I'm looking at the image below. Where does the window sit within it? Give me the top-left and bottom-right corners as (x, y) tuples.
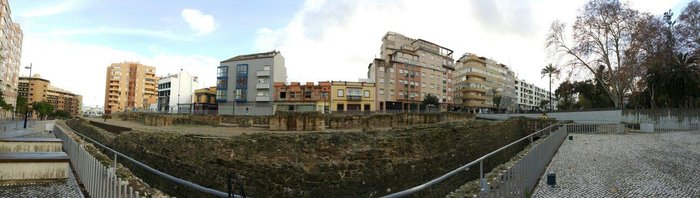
(422, 72), (426, 77)
(216, 90), (227, 101)
(235, 89), (245, 100)
(290, 92), (297, 98)
(337, 89), (344, 97)
(379, 89), (385, 95)
(364, 90), (370, 98)
(389, 68), (395, 73)
(217, 66), (228, 77)
(305, 91), (312, 98)
(217, 78), (227, 89)
(399, 69), (403, 74)
(379, 79), (385, 83)
(257, 78), (268, 84)
(379, 66), (385, 72)
(390, 79), (395, 84)
(263, 65), (271, 71)
(347, 88), (362, 96)
(257, 91), (268, 97)
(431, 74), (434, 79)
(280, 92), (287, 98)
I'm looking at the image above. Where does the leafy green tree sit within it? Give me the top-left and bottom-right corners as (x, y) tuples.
(32, 101), (54, 120)
(15, 97), (28, 115)
(539, 100), (550, 111)
(541, 64), (559, 111)
(52, 110), (71, 119)
(421, 94), (440, 108)
(555, 80), (576, 110)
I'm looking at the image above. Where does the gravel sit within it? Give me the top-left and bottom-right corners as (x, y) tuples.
(0, 166), (84, 198)
(533, 131), (700, 198)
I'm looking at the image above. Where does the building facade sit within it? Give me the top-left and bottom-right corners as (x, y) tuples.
(0, 0), (23, 118)
(454, 53), (516, 114)
(103, 62), (158, 114)
(330, 81), (376, 112)
(514, 79), (556, 112)
(273, 81), (330, 113)
(193, 86), (217, 114)
(81, 105), (104, 117)
(157, 70), (198, 113)
(217, 51), (286, 115)
(18, 75), (82, 118)
(368, 32), (454, 112)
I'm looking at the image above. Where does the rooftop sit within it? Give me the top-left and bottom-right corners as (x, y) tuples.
(221, 50), (280, 63)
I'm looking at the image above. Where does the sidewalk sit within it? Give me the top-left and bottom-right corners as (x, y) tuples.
(0, 120), (46, 138)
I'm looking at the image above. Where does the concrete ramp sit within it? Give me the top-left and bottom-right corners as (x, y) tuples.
(0, 152), (70, 185)
(0, 138), (63, 152)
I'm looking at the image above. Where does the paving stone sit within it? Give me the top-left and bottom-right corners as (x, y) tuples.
(532, 132), (700, 198)
(0, 166), (84, 198)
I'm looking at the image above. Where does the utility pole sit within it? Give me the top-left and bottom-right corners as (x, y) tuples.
(23, 63), (32, 129)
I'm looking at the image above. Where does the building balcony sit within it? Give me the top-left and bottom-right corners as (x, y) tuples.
(347, 95), (362, 101)
(256, 96), (270, 101)
(464, 72), (487, 78)
(256, 83), (270, 89)
(463, 94), (489, 100)
(256, 70), (270, 77)
(459, 87), (487, 93)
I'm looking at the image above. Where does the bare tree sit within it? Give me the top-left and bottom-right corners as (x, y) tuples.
(545, 0), (643, 108)
(677, 0), (700, 56)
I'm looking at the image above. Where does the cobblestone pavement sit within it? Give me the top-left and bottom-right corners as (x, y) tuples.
(533, 131), (700, 198)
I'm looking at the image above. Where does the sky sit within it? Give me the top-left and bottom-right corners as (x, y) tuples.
(9, 0), (694, 107)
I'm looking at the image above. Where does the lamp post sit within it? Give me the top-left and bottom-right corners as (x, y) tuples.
(177, 68), (182, 114)
(23, 63), (32, 129)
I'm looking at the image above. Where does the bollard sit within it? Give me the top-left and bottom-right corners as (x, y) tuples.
(568, 135), (573, 140)
(546, 172), (556, 187)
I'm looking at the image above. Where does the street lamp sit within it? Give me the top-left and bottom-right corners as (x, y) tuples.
(23, 63), (32, 129)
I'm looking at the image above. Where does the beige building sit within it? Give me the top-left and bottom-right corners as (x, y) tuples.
(103, 62), (158, 114)
(368, 32), (454, 112)
(330, 81), (376, 112)
(0, 0), (23, 118)
(454, 53), (516, 114)
(18, 75), (83, 118)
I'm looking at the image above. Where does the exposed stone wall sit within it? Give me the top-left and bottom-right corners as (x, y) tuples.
(270, 112), (325, 131)
(66, 117), (553, 197)
(88, 120), (132, 134)
(221, 115), (270, 127)
(326, 112), (473, 130)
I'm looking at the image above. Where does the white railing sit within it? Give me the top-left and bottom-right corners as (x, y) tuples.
(383, 122), (566, 197)
(565, 123), (624, 134)
(54, 124), (142, 198)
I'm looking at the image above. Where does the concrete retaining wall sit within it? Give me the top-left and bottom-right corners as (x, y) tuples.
(477, 110), (622, 123)
(622, 108), (700, 130)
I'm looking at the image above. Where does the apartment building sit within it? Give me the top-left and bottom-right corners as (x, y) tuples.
(0, 0), (23, 118)
(157, 70), (199, 113)
(514, 79), (556, 111)
(330, 81), (376, 112)
(193, 86), (217, 113)
(273, 81), (330, 113)
(18, 75), (82, 117)
(218, 51), (286, 115)
(368, 32), (454, 112)
(454, 53), (516, 114)
(103, 62), (158, 114)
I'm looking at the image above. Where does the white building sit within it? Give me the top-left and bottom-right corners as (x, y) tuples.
(81, 105), (104, 117)
(514, 79), (557, 112)
(157, 70), (199, 113)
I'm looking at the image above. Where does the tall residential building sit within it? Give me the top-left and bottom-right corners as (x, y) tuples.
(103, 62), (158, 114)
(217, 51), (286, 115)
(330, 81), (376, 112)
(18, 75), (83, 117)
(0, 0), (23, 118)
(157, 70), (199, 113)
(514, 79), (556, 112)
(368, 32), (455, 112)
(273, 81), (331, 113)
(454, 53), (516, 114)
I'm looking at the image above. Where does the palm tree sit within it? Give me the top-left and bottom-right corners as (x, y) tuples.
(541, 64), (559, 111)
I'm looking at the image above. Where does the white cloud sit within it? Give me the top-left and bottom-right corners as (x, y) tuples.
(254, 0), (688, 89)
(20, 36), (218, 107)
(181, 8), (217, 35)
(38, 27), (190, 41)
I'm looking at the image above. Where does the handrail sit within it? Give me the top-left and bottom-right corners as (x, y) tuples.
(382, 121), (565, 197)
(55, 124), (243, 198)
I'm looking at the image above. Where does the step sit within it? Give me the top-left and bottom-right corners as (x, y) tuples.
(0, 138), (63, 152)
(0, 152), (70, 185)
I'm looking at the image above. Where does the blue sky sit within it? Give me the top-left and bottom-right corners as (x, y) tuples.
(8, 0), (694, 107)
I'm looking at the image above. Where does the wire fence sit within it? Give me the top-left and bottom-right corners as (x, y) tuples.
(382, 121), (567, 197)
(54, 124), (143, 198)
(565, 123), (625, 134)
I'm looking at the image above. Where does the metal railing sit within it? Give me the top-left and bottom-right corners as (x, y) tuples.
(54, 124), (243, 198)
(383, 121), (566, 197)
(565, 123), (624, 134)
(54, 124), (143, 198)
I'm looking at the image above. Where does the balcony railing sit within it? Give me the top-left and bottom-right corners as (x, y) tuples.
(256, 83), (270, 89)
(347, 95), (362, 101)
(256, 70), (270, 76)
(256, 96), (270, 101)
